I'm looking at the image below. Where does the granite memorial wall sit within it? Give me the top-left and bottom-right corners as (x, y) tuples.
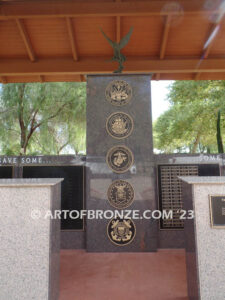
(0, 75), (223, 251)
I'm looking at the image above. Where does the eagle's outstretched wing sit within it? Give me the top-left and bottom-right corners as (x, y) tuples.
(100, 28), (116, 48)
(119, 27), (133, 49)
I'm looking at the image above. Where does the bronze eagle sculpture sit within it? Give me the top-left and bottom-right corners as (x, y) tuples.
(100, 27), (133, 73)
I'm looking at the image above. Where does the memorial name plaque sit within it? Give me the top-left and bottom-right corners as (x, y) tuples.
(209, 195), (225, 228)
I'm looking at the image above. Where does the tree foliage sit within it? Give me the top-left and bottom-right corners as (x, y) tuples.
(0, 82), (86, 155)
(154, 80), (225, 153)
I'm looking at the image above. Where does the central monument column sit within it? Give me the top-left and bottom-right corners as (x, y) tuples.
(86, 75), (157, 252)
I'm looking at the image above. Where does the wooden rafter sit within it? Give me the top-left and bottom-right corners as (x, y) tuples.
(66, 17), (78, 61)
(194, 8), (225, 80)
(1, 57), (225, 77)
(39, 75), (44, 83)
(155, 74), (160, 81)
(116, 16), (121, 43)
(156, 14), (172, 80)
(15, 18), (36, 62)
(0, 0), (224, 20)
(0, 76), (7, 84)
(115, 0), (121, 43)
(79, 74), (85, 82)
(160, 15), (172, 60)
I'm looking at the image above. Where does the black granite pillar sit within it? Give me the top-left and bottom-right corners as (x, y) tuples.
(86, 75), (157, 252)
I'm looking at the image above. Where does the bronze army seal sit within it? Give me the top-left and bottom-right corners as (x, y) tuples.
(105, 80), (132, 106)
(106, 112), (134, 139)
(107, 218), (136, 246)
(106, 145), (134, 173)
(107, 180), (134, 209)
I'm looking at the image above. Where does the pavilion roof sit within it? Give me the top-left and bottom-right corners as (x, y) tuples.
(0, 0), (225, 83)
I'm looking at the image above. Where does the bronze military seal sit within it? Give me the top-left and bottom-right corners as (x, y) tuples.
(106, 145), (134, 173)
(107, 217), (136, 246)
(106, 112), (134, 139)
(107, 180), (134, 209)
(105, 80), (132, 106)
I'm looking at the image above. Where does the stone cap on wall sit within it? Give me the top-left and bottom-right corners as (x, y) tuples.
(0, 178), (64, 187)
(179, 176), (225, 185)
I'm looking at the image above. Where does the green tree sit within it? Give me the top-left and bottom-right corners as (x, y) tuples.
(154, 80), (225, 153)
(0, 82), (86, 155)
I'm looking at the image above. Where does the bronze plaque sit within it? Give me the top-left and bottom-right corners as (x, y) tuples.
(105, 80), (132, 106)
(106, 112), (134, 139)
(107, 217), (136, 246)
(209, 195), (225, 228)
(106, 145), (134, 173)
(107, 180), (134, 209)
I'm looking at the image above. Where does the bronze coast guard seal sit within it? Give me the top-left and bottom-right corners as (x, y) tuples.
(106, 145), (134, 173)
(106, 112), (134, 139)
(107, 180), (134, 209)
(107, 217), (136, 246)
(105, 80), (132, 106)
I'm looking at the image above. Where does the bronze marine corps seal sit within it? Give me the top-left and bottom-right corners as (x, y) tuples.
(107, 180), (134, 209)
(105, 80), (132, 106)
(106, 112), (134, 139)
(107, 217), (136, 246)
(106, 145), (134, 173)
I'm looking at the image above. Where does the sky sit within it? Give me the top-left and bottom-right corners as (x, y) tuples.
(151, 80), (173, 121)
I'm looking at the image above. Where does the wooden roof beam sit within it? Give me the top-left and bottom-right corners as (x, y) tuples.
(39, 75), (45, 83)
(79, 74), (85, 82)
(66, 17), (78, 61)
(194, 4), (225, 80)
(194, 22), (223, 80)
(160, 15), (172, 60)
(1, 57), (225, 76)
(115, 0), (121, 43)
(116, 15), (121, 43)
(0, 0), (224, 19)
(156, 14), (172, 80)
(15, 18), (36, 62)
(155, 74), (160, 81)
(0, 76), (7, 84)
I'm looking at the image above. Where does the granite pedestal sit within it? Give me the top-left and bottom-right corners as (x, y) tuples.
(180, 176), (225, 300)
(86, 75), (157, 252)
(0, 178), (63, 300)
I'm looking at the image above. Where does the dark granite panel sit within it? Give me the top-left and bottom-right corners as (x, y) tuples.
(157, 230), (185, 249)
(23, 166), (85, 230)
(220, 153), (225, 175)
(86, 75), (157, 252)
(0, 166), (13, 178)
(182, 181), (199, 300)
(61, 231), (85, 249)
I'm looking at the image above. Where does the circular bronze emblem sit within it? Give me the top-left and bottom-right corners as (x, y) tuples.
(106, 145), (134, 173)
(105, 80), (132, 106)
(106, 112), (134, 139)
(107, 217), (136, 246)
(107, 180), (134, 209)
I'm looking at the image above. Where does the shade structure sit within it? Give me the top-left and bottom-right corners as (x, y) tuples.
(0, 0), (225, 83)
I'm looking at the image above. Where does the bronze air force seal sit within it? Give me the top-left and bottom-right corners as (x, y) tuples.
(107, 218), (136, 246)
(105, 80), (132, 106)
(107, 180), (134, 209)
(106, 112), (134, 139)
(106, 145), (134, 173)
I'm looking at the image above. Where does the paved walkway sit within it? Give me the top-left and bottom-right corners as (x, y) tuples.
(60, 249), (188, 300)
